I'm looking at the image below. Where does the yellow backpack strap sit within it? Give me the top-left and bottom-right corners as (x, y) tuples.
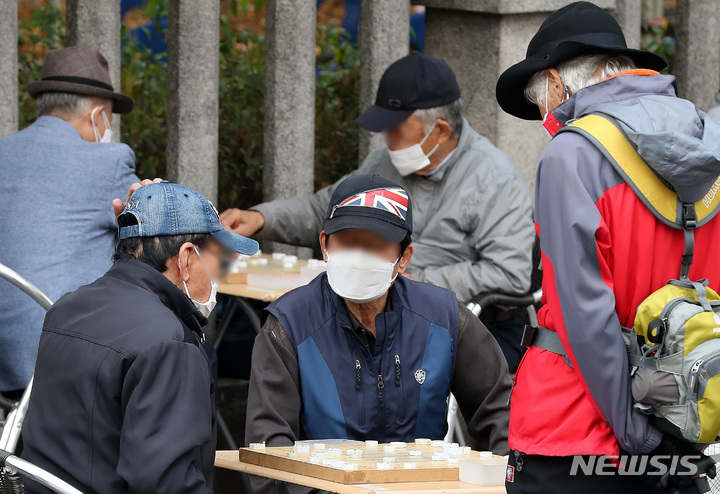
(557, 114), (720, 279)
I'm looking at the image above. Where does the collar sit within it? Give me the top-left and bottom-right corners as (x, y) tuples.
(424, 147), (457, 178)
(33, 115), (85, 140)
(104, 259), (208, 341)
(343, 296), (393, 332)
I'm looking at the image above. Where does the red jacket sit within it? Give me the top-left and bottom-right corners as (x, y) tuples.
(509, 72), (720, 456)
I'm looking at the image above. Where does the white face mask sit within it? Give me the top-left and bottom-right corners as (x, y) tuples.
(387, 120), (439, 176)
(179, 245), (218, 318)
(326, 249), (399, 304)
(91, 106), (112, 143)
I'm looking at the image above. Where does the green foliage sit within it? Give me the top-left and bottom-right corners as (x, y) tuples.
(17, 6), (65, 128)
(640, 4), (675, 74)
(17, 2), (361, 211)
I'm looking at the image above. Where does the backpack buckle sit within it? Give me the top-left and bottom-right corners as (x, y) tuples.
(682, 203), (697, 229)
(521, 325), (537, 349)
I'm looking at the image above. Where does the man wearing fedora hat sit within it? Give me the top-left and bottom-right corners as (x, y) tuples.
(496, 2), (720, 492)
(0, 45), (140, 398)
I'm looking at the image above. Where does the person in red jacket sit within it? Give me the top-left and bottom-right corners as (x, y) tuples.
(496, 2), (720, 493)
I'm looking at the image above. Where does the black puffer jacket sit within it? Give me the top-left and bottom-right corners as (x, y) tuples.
(22, 258), (216, 494)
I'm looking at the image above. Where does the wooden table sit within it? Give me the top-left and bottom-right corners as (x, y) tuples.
(215, 451), (507, 494)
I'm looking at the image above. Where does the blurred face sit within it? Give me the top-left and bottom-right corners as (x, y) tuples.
(178, 239), (232, 303)
(384, 115), (436, 154)
(320, 229), (412, 280)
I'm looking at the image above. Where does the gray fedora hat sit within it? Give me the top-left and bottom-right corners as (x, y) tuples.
(27, 45), (134, 114)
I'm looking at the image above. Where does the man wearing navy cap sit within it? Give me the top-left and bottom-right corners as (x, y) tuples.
(221, 53), (535, 371)
(21, 182), (258, 494)
(246, 175), (511, 494)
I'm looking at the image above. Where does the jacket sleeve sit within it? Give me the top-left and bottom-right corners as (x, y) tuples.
(451, 304), (511, 454)
(117, 339), (214, 494)
(247, 315), (319, 494)
(535, 132), (662, 454)
(409, 170), (535, 303)
(106, 144), (140, 229)
(250, 150), (386, 248)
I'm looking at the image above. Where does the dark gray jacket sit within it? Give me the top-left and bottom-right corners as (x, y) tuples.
(21, 259), (216, 494)
(252, 119), (535, 303)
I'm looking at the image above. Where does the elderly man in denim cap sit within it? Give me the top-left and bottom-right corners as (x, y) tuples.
(21, 182), (258, 494)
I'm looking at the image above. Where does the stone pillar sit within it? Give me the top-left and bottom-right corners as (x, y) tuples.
(612, 0), (642, 49)
(263, 0), (316, 258)
(0, 0), (18, 138)
(66, 0), (122, 138)
(421, 0), (618, 191)
(674, 0), (720, 112)
(166, 0), (220, 203)
(358, 0), (410, 163)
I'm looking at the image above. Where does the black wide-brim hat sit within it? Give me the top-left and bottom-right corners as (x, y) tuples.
(496, 1), (667, 121)
(27, 45), (134, 114)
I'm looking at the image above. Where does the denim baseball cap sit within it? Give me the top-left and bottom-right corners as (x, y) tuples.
(118, 181), (259, 255)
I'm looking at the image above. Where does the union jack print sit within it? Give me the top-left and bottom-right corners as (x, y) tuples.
(338, 187), (409, 220)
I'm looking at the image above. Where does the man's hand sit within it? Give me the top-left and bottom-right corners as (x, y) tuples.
(113, 178), (163, 220)
(219, 208), (265, 236)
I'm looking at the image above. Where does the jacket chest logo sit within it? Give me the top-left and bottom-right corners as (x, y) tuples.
(414, 369), (426, 385)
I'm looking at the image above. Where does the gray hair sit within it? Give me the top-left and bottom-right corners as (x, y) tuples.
(412, 99), (463, 138)
(36, 92), (112, 119)
(524, 54), (637, 107)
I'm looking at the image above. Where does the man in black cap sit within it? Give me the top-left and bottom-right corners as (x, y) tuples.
(245, 174), (512, 494)
(0, 45), (142, 399)
(221, 53), (535, 371)
(497, 2), (720, 493)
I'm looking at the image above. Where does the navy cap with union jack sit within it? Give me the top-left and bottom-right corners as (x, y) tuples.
(325, 174), (413, 243)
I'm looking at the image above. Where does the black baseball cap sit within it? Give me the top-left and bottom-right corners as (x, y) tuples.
(355, 53), (461, 133)
(325, 175), (413, 243)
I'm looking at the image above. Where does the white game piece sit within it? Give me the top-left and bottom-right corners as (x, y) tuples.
(257, 257), (268, 265)
(415, 438), (431, 445)
(409, 450), (423, 457)
(462, 446), (472, 454)
(272, 253), (286, 260)
(312, 443), (326, 450)
(365, 440), (379, 447)
(390, 441), (407, 448)
(331, 460), (348, 469)
(294, 444), (310, 453)
(249, 442), (265, 451)
(326, 448), (342, 457)
(450, 442), (460, 448)
(286, 451), (299, 458)
(308, 456), (322, 464)
(432, 453), (447, 461)
(430, 440), (445, 448)
(376, 462), (394, 470)
(447, 447), (463, 457)
(403, 462), (418, 470)
(383, 457), (396, 463)
(447, 457), (460, 464)
(285, 255), (298, 263)
(346, 449), (364, 458)
(343, 463), (359, 471)
(383, 445), (396, 453)
(322, 459), (334, 466)
(479, 451), (493, 458)
(283, 261), (295, 268)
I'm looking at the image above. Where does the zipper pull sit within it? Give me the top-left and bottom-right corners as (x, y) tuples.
(377, 374), (384, 407)
(355, 360), (362, 390)
(395, 354), (401, 386)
